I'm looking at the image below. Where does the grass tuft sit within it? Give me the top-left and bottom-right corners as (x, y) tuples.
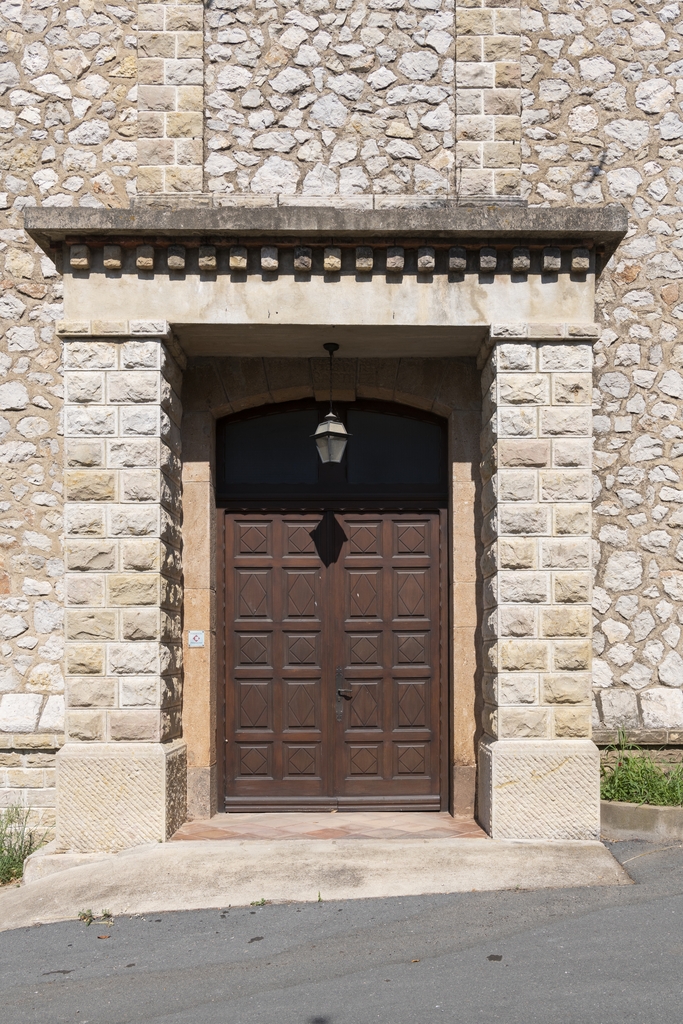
(601, 733), (683, 807)
(0, 805), (45, 885)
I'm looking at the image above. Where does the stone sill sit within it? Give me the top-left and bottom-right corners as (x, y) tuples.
(601, 799), (683, 842)
(25, 201), (628, 258)
(594, 729), (683, 748)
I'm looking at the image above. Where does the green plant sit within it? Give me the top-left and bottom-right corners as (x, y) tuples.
(78, 909), (95, 926)
(601, 733), (683, 807)
(250, 898), (267, 907)
(0, 805), (45, 885)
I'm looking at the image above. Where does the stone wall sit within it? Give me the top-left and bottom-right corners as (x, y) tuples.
(519, 0), (683, 740)
(0, 0), (137, 824)
(3, 0), (683, 827)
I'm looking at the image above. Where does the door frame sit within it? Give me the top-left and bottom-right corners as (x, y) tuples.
(216, 506), (450, 812)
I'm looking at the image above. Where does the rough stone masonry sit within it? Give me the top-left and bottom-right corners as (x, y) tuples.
(0, 0), (682, 838)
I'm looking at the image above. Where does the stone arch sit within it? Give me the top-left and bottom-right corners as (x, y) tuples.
(180, 355), (482, 819)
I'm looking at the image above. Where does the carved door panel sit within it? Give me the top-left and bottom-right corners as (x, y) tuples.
(332, 514), (442, 807)
(225, 513), (330, 807)
(224, 511), (443, 810)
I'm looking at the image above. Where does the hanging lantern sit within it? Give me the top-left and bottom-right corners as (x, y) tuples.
(312, 342), (350, 463)
(313, 410), (349, 464)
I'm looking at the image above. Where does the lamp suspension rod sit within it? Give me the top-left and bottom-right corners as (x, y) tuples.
(323, 342), (339, 413)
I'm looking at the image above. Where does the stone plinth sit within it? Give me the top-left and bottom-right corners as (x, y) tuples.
(56, 741), (187, 852)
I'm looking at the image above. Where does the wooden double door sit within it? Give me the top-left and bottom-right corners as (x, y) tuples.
(222, 510), (446, 810)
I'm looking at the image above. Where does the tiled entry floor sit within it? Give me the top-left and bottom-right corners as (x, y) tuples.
(172, 812), (487, 841)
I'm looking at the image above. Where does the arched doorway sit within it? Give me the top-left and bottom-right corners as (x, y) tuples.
(216, 400), (449, 811)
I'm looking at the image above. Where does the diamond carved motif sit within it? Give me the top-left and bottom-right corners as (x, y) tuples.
(287, 526), (315, 554)
(287, 635), (317, 665)
(350, 745), (379, 775)
(239, 572), (268, 617)
(288, 684), (316, 729)
(397, 683), (426, 728)
(239, 525), (268, 554)
(287, 746), (316, 775)
(350, 635), (379, 664)
(287, 573), (316, 617)
(397, 524), (426, 554)
(350, 684), (378, 728)
(240, 684), (268, 728)
(239, 745), (269, 775)
(349, 525), (379, 554)
(349, 572), (378, 617)
(397, 572), (425, 617)
(397, 634), (426, 664)
(238, 635), (269, 665)
(397, 745), (426, 775)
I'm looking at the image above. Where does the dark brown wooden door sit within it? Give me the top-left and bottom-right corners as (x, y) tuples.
(223, 511), (444, 810)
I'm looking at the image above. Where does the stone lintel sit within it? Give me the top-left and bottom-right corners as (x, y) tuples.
(25, 204), (628, 258)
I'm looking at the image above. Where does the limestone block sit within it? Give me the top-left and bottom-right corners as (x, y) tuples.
(56, 741), (187, 852)
(497, 707), (550, 738)
(541, 539), (591, 569)
(66, 374), (103, 404)
(0, 693), (43, 733)
(571, 248), (590, 273)
(495, 343), (536, 372)
(136, 246), (155, 271)
(417, 247), (435, 272)
(66, 711), (105, 742)
(480, 247), (497, 271)
(499, 674), (537, 705)
(553, 708), (591, 738)
(387, 247), (404, 272)
(552, 374), (592, 406)
(498, 538), (537, 569)
(542, 247), (561, 273)
(66, 541), (116, 572)
(107, 642), (159, 676)
(70, 245), (91, 271)
(540, 470), (592, 503)
(107, 575), (160, 606)
(539, 343), (592, 373)
(68, 677), (117, 708)
(66, 576), (105, 607)
(66, 644), (104, 675)
(108, 372), (160, 405)
(499, 374), (549, 405)
(66, 408), (116, 437)
(541, 673), (592, 705)
(499, 570), (549, 603)
(324, 247), (342, 272)
(498, 439), (550, 467)
(448, 247), (466, 272)
(63, 342), (117, 370)
(478, 738), (600, 840)
(122, 609), (159, 640)
(167, 246), (186, 272)
(229, 246), (248, 270)
(294, 247), (312, 272)
(261, 246), (278, 272)
(66, 505), (105, 536)
(103, 246), (122, 271)
(540, 408), (592, 437)
(198, 246), (217, 271)
(554, 572), (591, 604)
(356, 246), (373, 272)
(553, 505), (590, 537)
(66, 611), (116, 641)
(553, 640), (591, 672)
(541, 606), (591, 638)
(512, 247), (530, 274)
(500, 640), (549, 671)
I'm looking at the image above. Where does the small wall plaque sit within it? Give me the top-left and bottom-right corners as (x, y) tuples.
(188, 630), (205, 648)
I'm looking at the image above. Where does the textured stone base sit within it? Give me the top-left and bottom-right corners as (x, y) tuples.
(187, 764), (217, 820)
(56, 741), (187, 852)
(478, 738), (600, 840)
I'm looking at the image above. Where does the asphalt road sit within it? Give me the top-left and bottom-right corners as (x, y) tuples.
(1, 840), (682, 1024)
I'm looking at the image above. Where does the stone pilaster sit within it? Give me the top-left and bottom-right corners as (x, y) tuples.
(478, 331), (600, 839)
(57, 326), (186, 852)
(456, 0), (521, 199)
(137, 1), (204, 194)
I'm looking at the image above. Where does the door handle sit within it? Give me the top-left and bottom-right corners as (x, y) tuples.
(335, 667), (350, 720)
